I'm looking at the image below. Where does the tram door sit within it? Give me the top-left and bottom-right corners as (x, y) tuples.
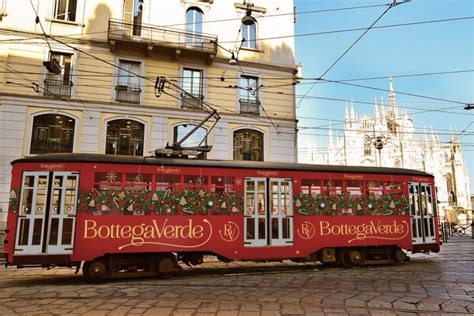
(244, 178), (293, 247)
(15, 172), (79, 255)
(409, 182), (436, 244)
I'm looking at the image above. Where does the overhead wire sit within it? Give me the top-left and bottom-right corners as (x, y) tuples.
(296, 1), (407, 109)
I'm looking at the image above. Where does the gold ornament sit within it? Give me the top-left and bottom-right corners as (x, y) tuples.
(101, 204), (109, 212)
(199, 190), (205, 198)
(221, 202), (227, 209)
(357, 204), (362, 211)
(10, 190), (17, 200)
(89, 200), (95, 207)
(118, 192), (126, 200)
(106, 171), (118, 183)
(332, 203), (337, 211)
(152, 193), (159, 201)
(389, 200), (396, 208)
(180, 197), (187, 205)
(295, 199), (302, 207)
(127, 203), (134, 212)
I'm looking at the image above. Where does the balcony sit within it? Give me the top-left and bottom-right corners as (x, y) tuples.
(239, 98), (260, 115)
(115, 85), (141, 104)
(108, 19), (218, 63)
(44, 75), (73, 98)
(181, 93), (204, 110)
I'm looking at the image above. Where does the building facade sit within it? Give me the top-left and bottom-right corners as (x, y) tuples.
(308, 79), (471, 217)
(0, 0), (300, 220)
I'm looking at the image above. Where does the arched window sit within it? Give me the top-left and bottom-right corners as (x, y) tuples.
(186, 7), (203, 34)
(30, 114), (75, 154)
(105, 119), (144, 156)
(234, 129), (263, 161)
(173, 124), (208, 159)
(242, 19), (256, 49)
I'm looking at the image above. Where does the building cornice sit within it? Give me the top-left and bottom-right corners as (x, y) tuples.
(0, 93), (298, 125)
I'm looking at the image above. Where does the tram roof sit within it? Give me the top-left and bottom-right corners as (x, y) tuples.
(12, 153), (433, 177)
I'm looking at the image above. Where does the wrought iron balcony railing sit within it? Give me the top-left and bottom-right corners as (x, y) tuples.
(239, 98), (260, 115)
(108, 19), (218, 55)
(115, 85), (142, 104)
(181, 93), (204, 110)
(44, 75), (73, 98)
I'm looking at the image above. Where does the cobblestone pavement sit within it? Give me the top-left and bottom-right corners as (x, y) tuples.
(0, 237), (473, 315)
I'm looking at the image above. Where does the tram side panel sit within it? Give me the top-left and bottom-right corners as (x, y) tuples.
(71, 213), (414, 262)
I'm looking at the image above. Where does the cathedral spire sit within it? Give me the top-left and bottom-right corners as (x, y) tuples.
(380, 97), (386, 120)
(328, 121), (334, 146)
(345, 102), (349, 122)
(389, 76), (398, 117)
(350, 101), (355, 122)
(374, 97), (380, 122)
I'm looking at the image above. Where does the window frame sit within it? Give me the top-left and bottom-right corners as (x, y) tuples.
(233, 128), (265, 161)
(42, 50), (76, 99)
(114, 57), (144, 104)
(180, 66), (206, 109)
(104, 118), (146, 157)
(52, 0), (78, 22)
(173, 123), (209, 159)
(239, 75), (260, 115)
(186, 7), (203, 34)
(242, 18), (257, 49)
(28, 113), (77, 155)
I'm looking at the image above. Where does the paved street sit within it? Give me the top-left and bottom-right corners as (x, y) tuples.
(0, 237), (473, 315)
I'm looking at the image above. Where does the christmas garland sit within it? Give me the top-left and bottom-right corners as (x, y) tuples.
(8, 189), (20, 212)
(78, 189), (243, 215)
(294, 193), (409, 216)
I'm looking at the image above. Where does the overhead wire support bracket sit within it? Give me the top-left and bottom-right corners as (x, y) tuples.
(154, 75), (221, 159)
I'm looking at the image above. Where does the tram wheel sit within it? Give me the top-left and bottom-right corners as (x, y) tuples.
(341, 248), (364, 268)
(83, 259), (108, 282)
(393, 248), (407, 265)
(155, 254), (180, 278)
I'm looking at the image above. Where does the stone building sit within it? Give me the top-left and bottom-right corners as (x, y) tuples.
(309, 79), (471, 216)
(0, 0), (300, 220)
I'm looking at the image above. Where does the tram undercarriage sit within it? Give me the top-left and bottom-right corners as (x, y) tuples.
(78, 245), (410, 281)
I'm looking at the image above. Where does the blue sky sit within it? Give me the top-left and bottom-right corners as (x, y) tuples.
(294, 0), (474, 191)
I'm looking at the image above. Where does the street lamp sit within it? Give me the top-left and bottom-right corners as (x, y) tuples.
(365, 133), (390, 167)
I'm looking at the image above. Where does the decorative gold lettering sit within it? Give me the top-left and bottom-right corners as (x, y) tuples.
(317, 220), (409, 243)
(84, 220), (97, 238)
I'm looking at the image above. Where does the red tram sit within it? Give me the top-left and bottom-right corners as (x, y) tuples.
(2, 153), (440, 281)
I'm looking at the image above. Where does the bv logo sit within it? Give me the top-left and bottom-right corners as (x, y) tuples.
(297, 221), (316, 240)
(219, 221), (239, 242)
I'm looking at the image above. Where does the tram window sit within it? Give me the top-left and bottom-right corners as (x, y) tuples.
(272, 218), (279, 239)
(325, 180), (342, 195)
(282, 218), (290, 239)
(18, 219), (30, 245)
(367, 181), (383, 196)
(156, 174), (180, 192)
(346, 180), (363, 196)
(385, 181), (402, 192)
(246, 218), (255, 239)
(125, 173), (152, 191)
(211, 176), (235, 193)
(21, 188), (33, 215)
(49, 218), (59, 245)
(94, 172), (122, 191)
(301, 179), (322, 194)
(62, 218), (73, 244)
(246, 193), (255, 214)
(184, 175), (208, 188)
(32, 219), (43, 245)
(258, 219), (266, 239)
